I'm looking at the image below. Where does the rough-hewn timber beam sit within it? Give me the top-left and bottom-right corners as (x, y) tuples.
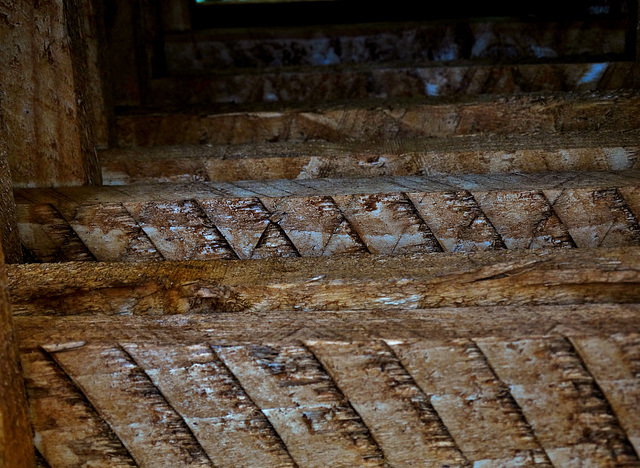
(0, 243), (34, 467)
(7, 247), (640, 316)
(0, 0), (102, 187)
(116, 91), (640, 147)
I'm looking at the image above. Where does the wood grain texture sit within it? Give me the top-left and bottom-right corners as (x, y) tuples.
(100, 132), (640, 185)
(149, 62), (637, 106)
(0, 0), (101, 188)
(14, 171), (640, 262)
(116, 91), (640, 147)
(0, 244), (34, 467)
(0, 138), (21, 263)
(13, 303), (640, 348)
(477, 336), (639, 466)
(16, 336), (640, 467)
(7, 247), (640, 317)
(164, 19), (627, 72)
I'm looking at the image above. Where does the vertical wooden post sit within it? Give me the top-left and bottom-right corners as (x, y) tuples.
(0, 223), (34, 467)
(0, 0), (102, 188)
(0, 115), (21, 264)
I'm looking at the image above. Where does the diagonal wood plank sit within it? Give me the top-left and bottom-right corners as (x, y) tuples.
(308, 340), (469, 467)
(122, 343), (296, 467)
(46, 343), (213, 467)
(390, 339), (551, 466)
(21, 348), (136, 468)
(571, 334), (640, 456)
(215, 344), (387, 467)
(477, 336), (639, 467)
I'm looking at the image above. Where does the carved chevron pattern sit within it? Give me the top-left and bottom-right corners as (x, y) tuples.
(23, 335), (640, 467)
(16, 182), (640, 262)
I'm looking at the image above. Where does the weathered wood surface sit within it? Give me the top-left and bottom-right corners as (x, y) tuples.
(8, 247), (640, 316)
(14, 171), (640, 262)
(164, 19), (627, 73)
(117, 91), (640, 147)
(0, 244), (34, 467)
(0, 136), (21, 263)
(17, 333), (640, 467)
(101, 131), (640, 185)
(0, 0), (101, 188)
(148, 62), (636, 106)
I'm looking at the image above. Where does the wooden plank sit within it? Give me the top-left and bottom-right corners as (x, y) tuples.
(100, 134), (640, 185)
(0, 0), (101, 187)
(14, 171), (640, 262)
(0, 244), (34, 467)
(148, 62), (636, 106)
(122, 343), (295, 467)
(21, 348), (136, 468)
(116, 92), (640, 147)
(215, 344), (387, 467)
(391, 339), (551, 465)
(572, 334), (640, 455)
(477, 336), (639, 467)
(308, 340), (468, 467)
(8, 247), (640, 316)
(46, 343), (213, 467)
(164, 19), (627, 73)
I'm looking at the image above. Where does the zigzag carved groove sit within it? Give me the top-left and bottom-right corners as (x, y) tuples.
(15, 171), (640, 262)
(21, 336), (640, 467)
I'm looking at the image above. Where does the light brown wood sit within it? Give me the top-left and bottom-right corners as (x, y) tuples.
(14, 171), (640, 262)
(0, 244), (34, 467)
(100, 132), (640, 185)
(0, 0), (101, 188)
(116, 91), (640, 147)
(8, 247), (640, 317)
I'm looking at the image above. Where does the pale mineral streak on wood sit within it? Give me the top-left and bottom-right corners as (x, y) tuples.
(477, 336), (639, 467)
(14, 171), (640, 262)
(545, 188), (640, 248)
(99, 139), (640, 185)
(122, 343), (296, 467)
(46, 343), (213, 467)
(261, 196), (368, 256)
(390, 339), (551, 465)
(64, 202), (163, 262)
(124, 200), (238, 260)
(16, 204), (95, 263)
(21, 348), (136, 468)
(115, 92), (640, 147)
(0, 0), (101, 187)
(332, 193), (443, 254)
(13, 303), (640, 350)
(473, 190), (576, 250)
(8, 247), (640, 316)
(148, 62), (636, 106)
(406, 191), (505, 252)
(571, 334), (640, 456)
(215, 345), (387, 467)
(0, 245), (34, 467)
(308, 340), (469, 467)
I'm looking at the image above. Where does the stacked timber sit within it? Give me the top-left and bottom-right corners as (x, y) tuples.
(3, 2), (640, 466)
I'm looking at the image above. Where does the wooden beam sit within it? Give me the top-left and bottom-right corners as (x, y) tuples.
(0, 244), (34, 467)
(0, 119), (21, 264)
(14, 171), (640, 262)
(0, 0), (102, 188)
(164, 19), (627, 73)
(148, 62), (635, 106)
(100, 131), (640, 185)
(116, 91), (640, 147)
(8, 247), (640, 316)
